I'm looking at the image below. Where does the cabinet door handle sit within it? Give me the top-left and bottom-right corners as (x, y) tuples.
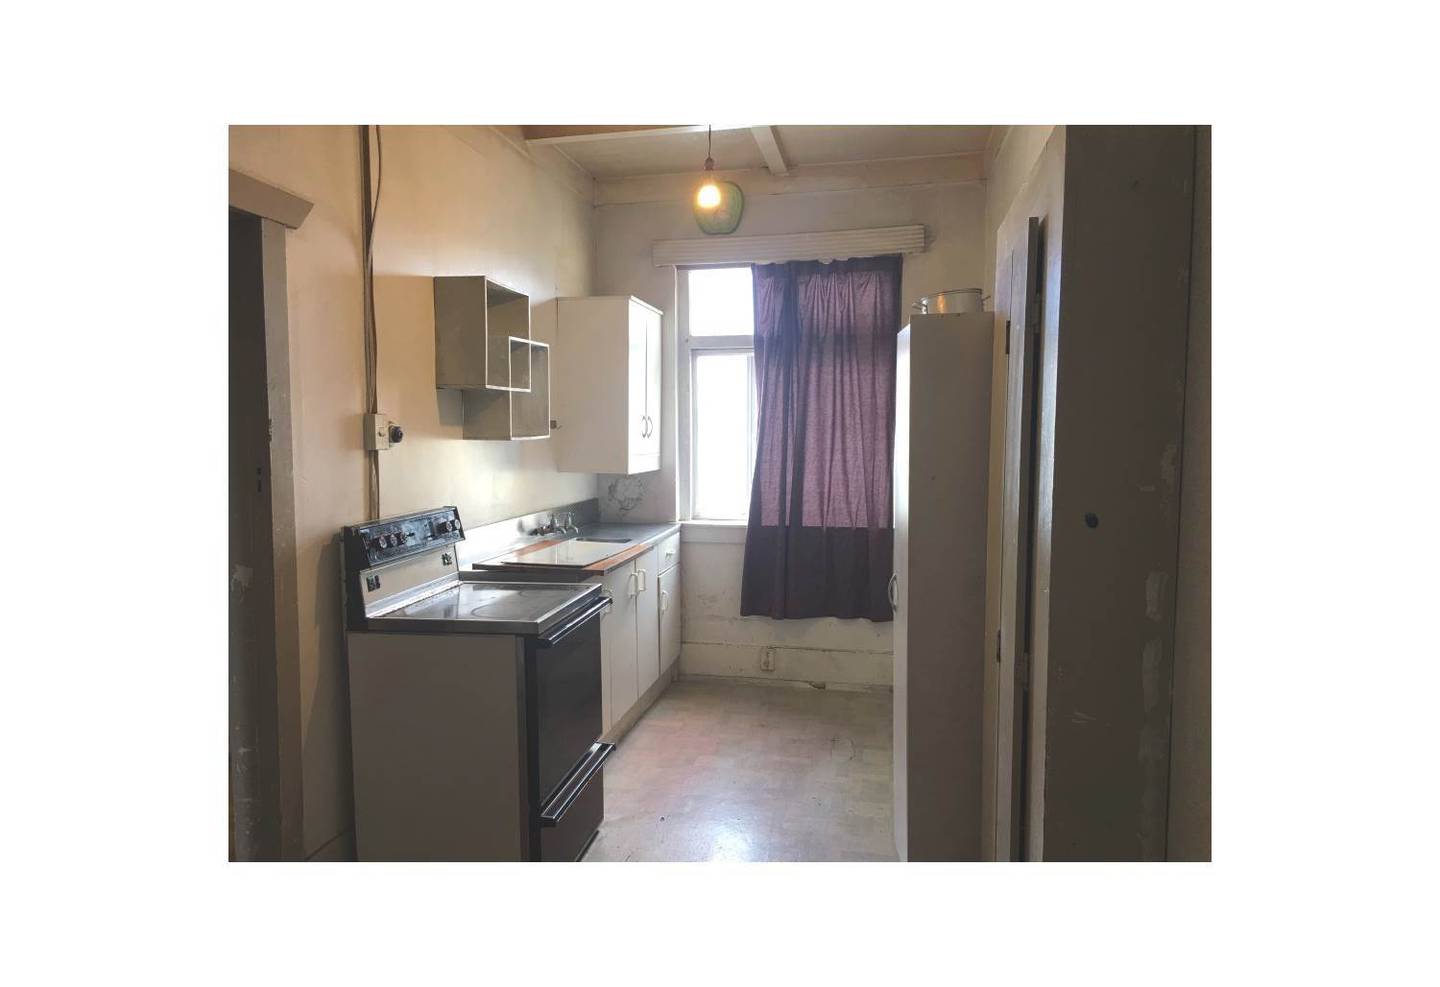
(637, 568), (648, 594)
(660, 588), (670, 614)
(887, 572), (899, 610)
(628, 571), (638, 597)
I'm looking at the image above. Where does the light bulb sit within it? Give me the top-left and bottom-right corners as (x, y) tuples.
(696, 182), (721, 209)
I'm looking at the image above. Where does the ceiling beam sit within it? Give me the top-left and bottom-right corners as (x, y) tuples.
(595, 154), (985, 206)
(522, 125), (748, 145)
(749, 126), (790, 177)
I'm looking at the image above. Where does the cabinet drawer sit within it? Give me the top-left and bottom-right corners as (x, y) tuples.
(656, 530), (680, 575)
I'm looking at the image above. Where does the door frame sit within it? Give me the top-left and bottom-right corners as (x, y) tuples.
(983, 219), (1048, 861)
(981, 130), (1068, 861)
(229, 170), (309, 860)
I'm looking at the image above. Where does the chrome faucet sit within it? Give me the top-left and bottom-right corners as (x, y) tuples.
(530, 511), (578, 537)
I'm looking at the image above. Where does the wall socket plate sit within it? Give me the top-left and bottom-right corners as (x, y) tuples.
(363, 413), (400, 451)
(759, 646), (776, 673)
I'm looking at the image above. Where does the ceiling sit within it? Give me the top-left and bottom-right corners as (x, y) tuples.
(523, 125), (992, 181)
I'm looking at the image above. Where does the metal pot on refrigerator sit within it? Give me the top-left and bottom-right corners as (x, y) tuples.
(912, 288), (983, 315)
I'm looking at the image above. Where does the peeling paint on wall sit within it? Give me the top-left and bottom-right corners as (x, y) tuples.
(1159, 441), (1179, 507)
(1137, 637), (1168, 857)
(230, 563), (254, 597)
(1145, 570), (1169, 623)
(1141, 638), (1163, 713)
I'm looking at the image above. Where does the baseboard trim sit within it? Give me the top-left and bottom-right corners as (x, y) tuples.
(677, 672), (892, 695)
(679, 639), (893, 689)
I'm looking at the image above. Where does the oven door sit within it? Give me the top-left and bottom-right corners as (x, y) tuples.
(526, 595), (613, 860)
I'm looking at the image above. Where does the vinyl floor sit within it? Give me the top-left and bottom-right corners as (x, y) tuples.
(583, 678), (896, 862)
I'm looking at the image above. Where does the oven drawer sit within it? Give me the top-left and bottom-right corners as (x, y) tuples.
(538, 741), (614, 861)
(530, 597), (610, 806)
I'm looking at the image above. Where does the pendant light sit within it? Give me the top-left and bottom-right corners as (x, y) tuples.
(693, 124), (744, 235)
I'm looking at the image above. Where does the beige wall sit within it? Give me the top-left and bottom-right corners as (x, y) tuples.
(228, 125), (599, 857)
(593, 176), (987, 685)
(983, 126), (1056, 304)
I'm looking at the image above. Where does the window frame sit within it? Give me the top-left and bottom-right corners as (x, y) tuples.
(678, 264), (757, 523)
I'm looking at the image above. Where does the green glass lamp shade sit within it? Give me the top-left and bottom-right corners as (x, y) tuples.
(694, 179), (744, 235)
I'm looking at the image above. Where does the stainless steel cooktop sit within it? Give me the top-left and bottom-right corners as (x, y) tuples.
(368, 579), (600, 635)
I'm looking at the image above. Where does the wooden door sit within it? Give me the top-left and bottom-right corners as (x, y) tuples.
(601, 564), (639, 731)
(995, 217), (1046, 861)
(634, 548), (660, 696)
(658, 568), (681, 673)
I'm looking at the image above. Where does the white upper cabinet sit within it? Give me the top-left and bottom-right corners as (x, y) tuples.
(554, 296), (662, 475)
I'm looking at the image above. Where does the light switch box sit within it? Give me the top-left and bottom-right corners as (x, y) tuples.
(363, 413), (402, 451)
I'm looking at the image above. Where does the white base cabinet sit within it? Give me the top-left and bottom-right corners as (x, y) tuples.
(597, 534), (683, 737)
(600, 562), (639, 732)
(599, 546), (659, 734)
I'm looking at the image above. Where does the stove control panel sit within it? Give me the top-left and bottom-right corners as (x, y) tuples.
(343, 506), (464, 570)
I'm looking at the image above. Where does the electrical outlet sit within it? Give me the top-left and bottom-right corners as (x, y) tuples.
(364, 413), (404, 451)
(759, 646), (776, 673)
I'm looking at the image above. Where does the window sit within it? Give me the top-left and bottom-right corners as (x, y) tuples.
(683, 266), (757, 521)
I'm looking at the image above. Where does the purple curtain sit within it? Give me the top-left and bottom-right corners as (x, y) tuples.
(740, 255), (902, 622)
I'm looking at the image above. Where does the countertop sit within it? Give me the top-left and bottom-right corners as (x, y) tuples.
(472, 521), (680, 576)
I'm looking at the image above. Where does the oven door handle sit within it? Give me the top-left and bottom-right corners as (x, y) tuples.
(540, 741), (616, 827)
(537, 595), (611, 648)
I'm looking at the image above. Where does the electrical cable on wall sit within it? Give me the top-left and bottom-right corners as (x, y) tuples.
(359, 125), (384, 519)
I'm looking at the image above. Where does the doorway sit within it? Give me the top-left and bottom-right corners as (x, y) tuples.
(228, 205), (303, 860)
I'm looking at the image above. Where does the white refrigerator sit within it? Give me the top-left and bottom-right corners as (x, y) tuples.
(892, 312), (995, 861)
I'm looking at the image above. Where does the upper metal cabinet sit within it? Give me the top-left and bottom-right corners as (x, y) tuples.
(552, 296), (662, 474)
(434, 275), (550, 440)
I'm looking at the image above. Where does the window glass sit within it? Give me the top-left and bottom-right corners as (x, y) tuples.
(687, 267), (754, 337)
(692, 351), (756, 520)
